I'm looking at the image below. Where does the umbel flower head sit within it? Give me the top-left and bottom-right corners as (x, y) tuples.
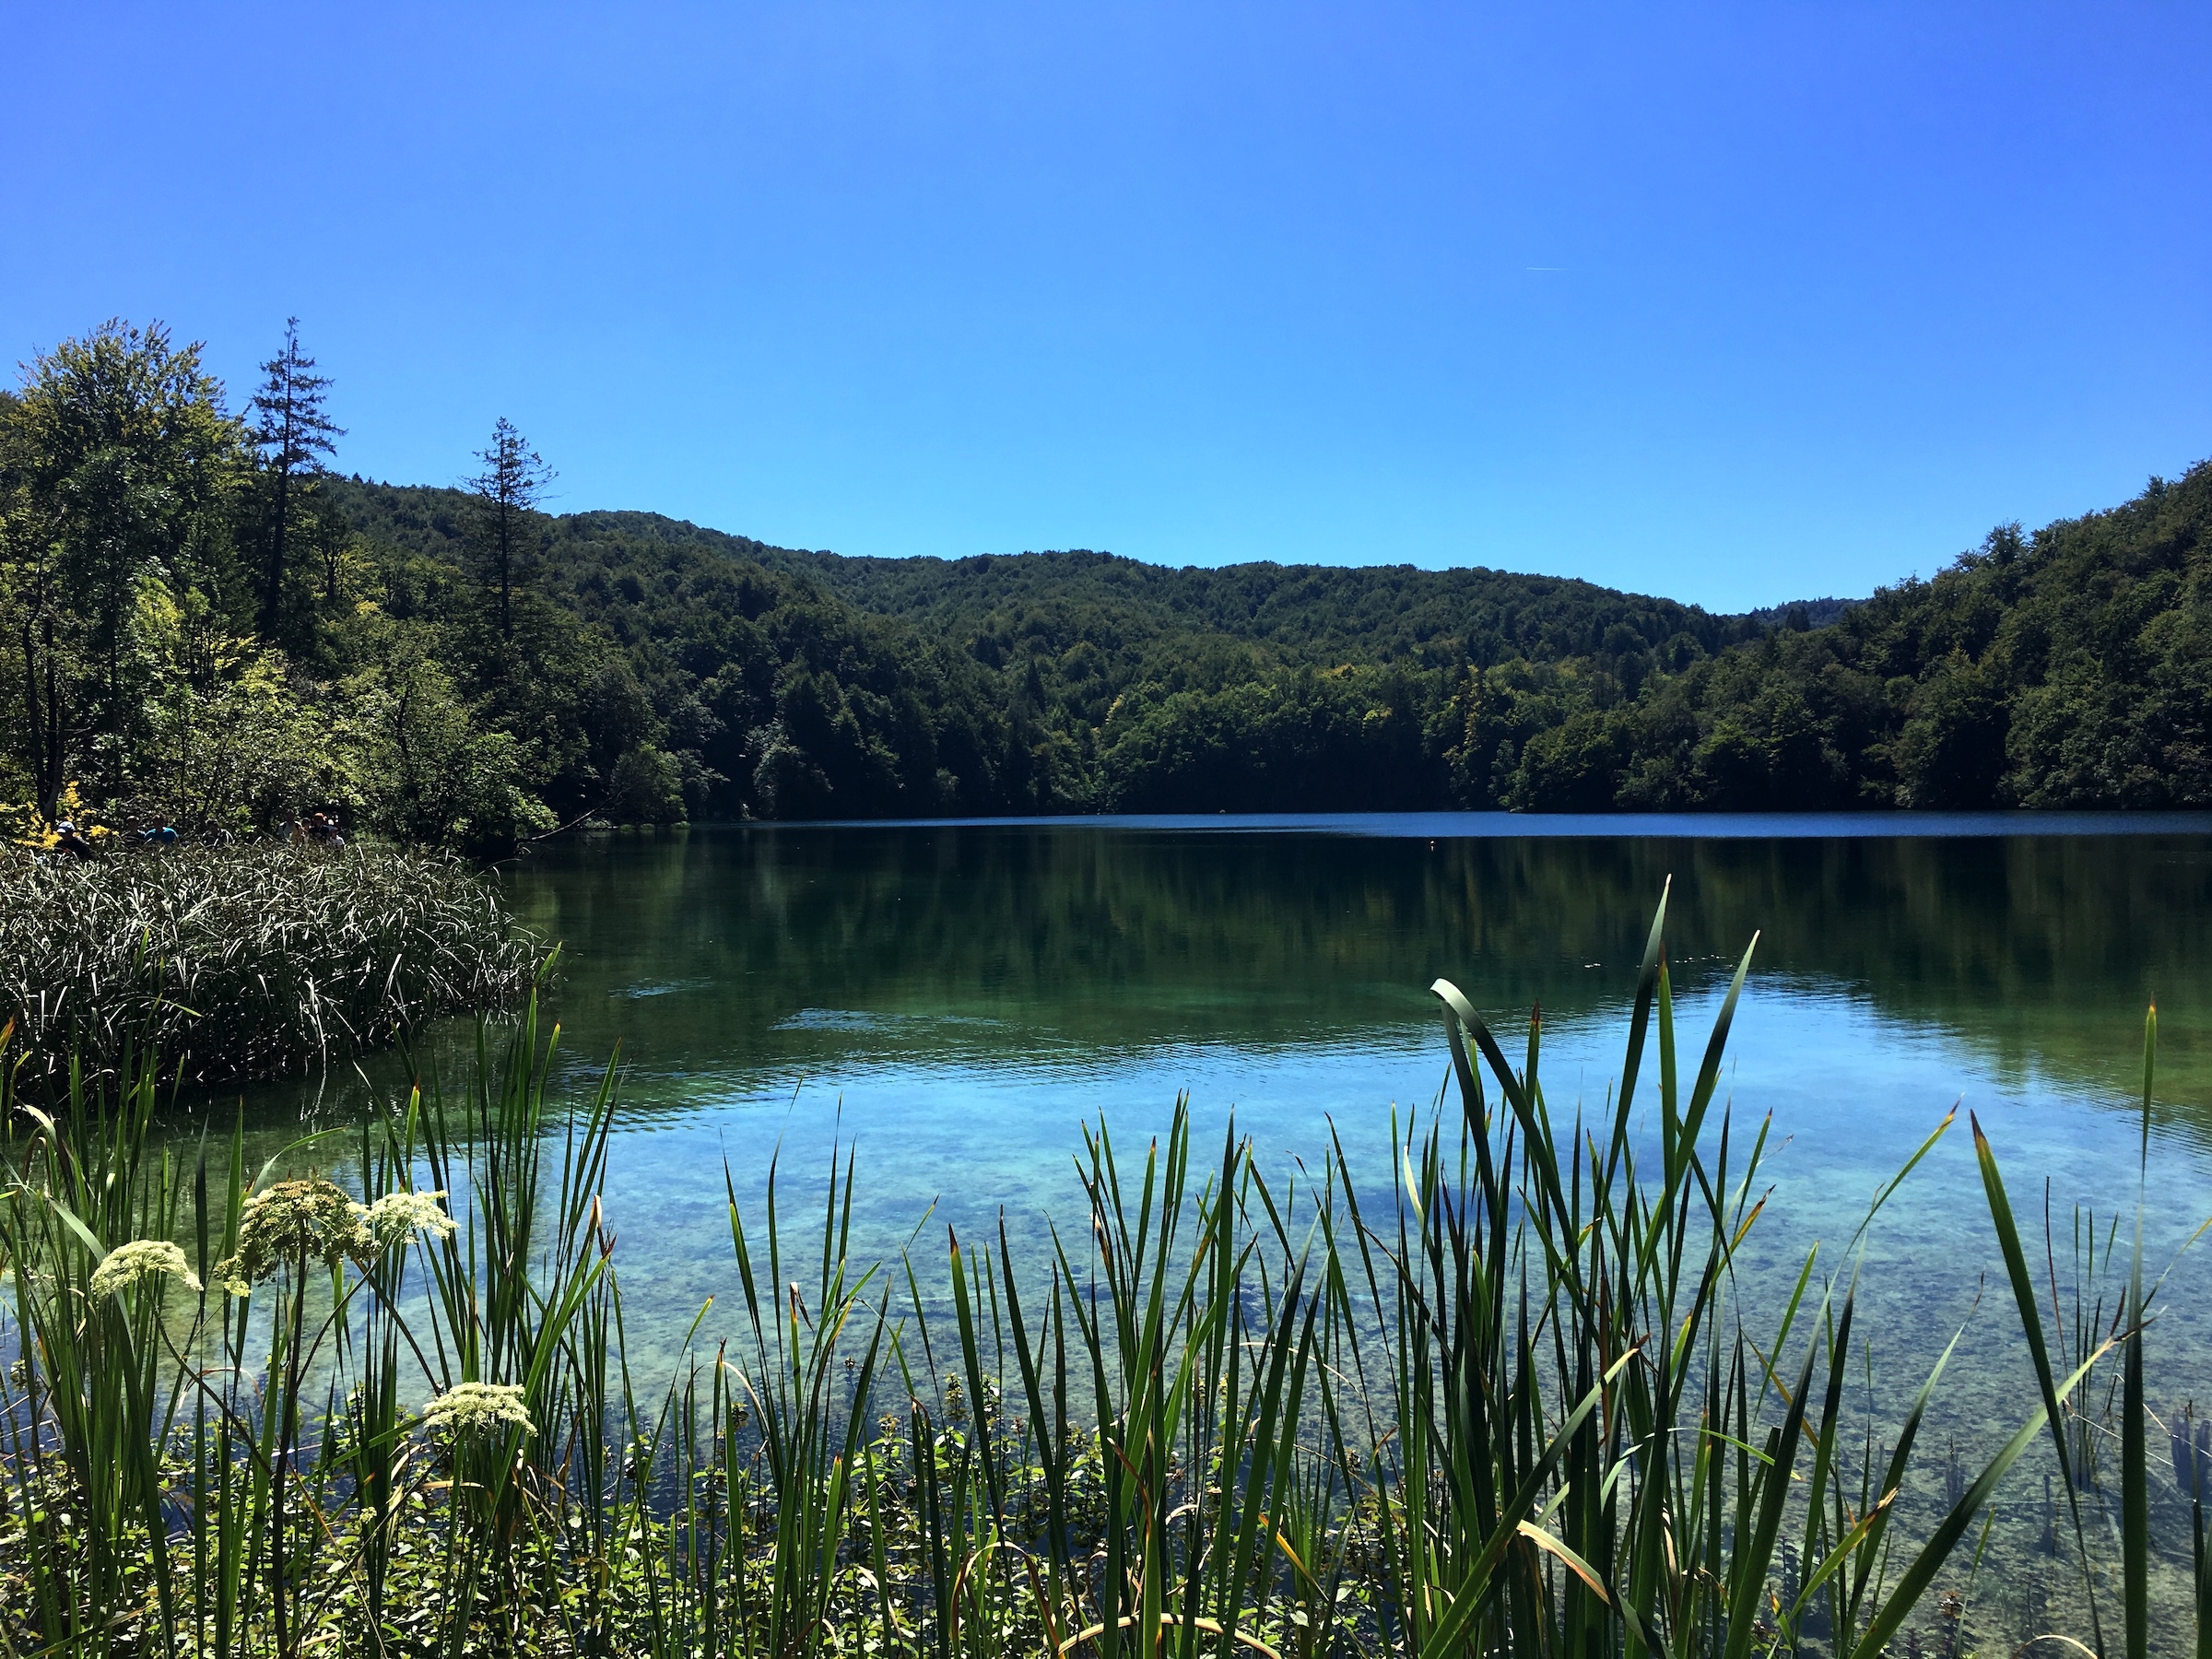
(216, 1177), (364, 1292)
(356, 1189), (457, 1253)
(215, 1179), (456, 1294)
(89, 1240), (202, 1300)
(422, 1382), (534, 1445)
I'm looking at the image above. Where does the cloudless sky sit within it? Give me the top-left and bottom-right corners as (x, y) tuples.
(3, 3), (2208, 609)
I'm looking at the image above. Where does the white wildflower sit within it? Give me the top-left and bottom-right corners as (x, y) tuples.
(422, 1382), (534, 1444)
(89, 1240), (202, 1300)
(353, 1189), (457, 1253)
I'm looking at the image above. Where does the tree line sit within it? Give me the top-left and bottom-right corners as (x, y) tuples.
(0, 320), (641, 848)
(5, 316), (2206, 849)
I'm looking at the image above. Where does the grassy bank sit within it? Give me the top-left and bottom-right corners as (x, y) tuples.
(0, 894), (2201, 1656)
(0, 843), (535, 1089)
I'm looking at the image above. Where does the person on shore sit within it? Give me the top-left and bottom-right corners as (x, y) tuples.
(52, 819), (98, 861)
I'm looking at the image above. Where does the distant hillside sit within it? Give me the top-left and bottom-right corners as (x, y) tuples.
(748, 543), (1771, 667)
(328, 481), (1077, 818)
(1739, 597), (1858, 631)
(324, 461), (2210, 819)
(327, 477), (1811, 814)
(1486, 463), (2212, 810)
(18, 315), (2191, 859)
(333, 482), (1780, 671)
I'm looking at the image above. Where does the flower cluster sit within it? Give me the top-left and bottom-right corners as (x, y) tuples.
(356, 1189), (457, 1253)
(422, 1382), (534, 1445)
(215, 1178), (362, 1292)
(89, 1240), (202, 1300)
(215, 1178), (457, 1293)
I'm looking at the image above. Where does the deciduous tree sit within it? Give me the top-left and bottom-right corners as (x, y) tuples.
(0, 321), (246, 815)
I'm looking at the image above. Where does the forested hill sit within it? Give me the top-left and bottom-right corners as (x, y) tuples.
(321, 477), (1851, 819)
(1514, 460), (2212, 810)
(320, 463), (2212, 821)
(745, 544), (1781, 669)
(327, 482), (1790, 677)
(6, 321), (2199, 847)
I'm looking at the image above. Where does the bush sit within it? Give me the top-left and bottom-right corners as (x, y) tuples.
(606, 742), (687, 824)
(344, 653), (557, 851)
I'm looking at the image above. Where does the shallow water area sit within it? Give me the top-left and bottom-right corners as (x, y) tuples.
(221, 815), (2212, 1421)
(127, 812), (2212, 1641)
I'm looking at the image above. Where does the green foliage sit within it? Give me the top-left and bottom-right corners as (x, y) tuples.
(322, 481), (1781, 820)
(248, 318), (344, 648)
(463, 416), (553, 642)
(340, 641), (555, 851)
(10, 316), (2204, 838)
(758, 541), (1765, 671)
(327, 481), (1084, 820)
(606, 742), (687, 824)
(0, 325), (719, 844)
(126, 591), (352, 833)
(328, 459), (2212, 819)
(1590, 468), (2212, 810)
(0, 320), (253, 819)
(1099, 665), (1436, 810)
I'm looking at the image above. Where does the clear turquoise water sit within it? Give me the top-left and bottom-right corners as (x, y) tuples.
(199, 812), (2212, 1636)
(241, 816), (2212, 1391)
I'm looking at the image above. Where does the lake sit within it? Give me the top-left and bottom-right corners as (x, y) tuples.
(249, 813), (2212, 1405)
(206, 809), (2212, 1635)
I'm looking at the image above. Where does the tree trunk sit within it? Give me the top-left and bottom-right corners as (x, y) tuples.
(19, 614), (62, 823)
(263, 462), (290, 638)
(41, 618), (61, 821)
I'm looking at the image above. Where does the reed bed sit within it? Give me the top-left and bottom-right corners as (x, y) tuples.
(0, 842), (535, 1088)
(0, 889), (2202, 1657)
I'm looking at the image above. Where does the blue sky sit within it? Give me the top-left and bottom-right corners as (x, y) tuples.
(4, 3), (2207, 610)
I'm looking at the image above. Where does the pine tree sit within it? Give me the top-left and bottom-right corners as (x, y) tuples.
(251, 320), (342, 640)
(465, 418), (554, 641)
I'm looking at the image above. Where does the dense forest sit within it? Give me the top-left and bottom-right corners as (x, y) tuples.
(3, 317), (2206, 847)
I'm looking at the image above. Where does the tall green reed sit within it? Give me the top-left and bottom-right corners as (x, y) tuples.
(0, 842), (533, 1088)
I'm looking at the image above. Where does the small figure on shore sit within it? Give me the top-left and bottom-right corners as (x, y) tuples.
(52, 819), (98, 861)
(140, 823), (178, 849)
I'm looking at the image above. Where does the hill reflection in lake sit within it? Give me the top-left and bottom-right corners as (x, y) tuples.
(502, 818), (2212, 1116)
(211, 816), (2212, 1417)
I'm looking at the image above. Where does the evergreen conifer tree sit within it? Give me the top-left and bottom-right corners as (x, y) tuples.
(465, 418), (553, 641)
(250, 320), (342, 641)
